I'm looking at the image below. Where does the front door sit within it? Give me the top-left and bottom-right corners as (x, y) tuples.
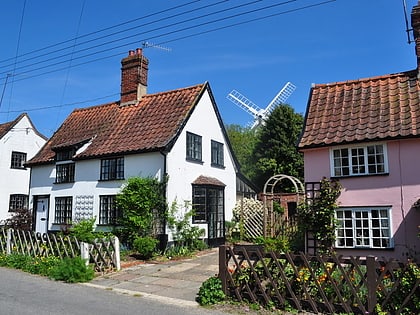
(34, 196), (49, 234)
(207, 188), (225, 247)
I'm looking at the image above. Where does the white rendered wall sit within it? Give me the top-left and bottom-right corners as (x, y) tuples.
(29, 152), (164, 231)
(0, 116), (46, 222)
(165, 89), (237, 240)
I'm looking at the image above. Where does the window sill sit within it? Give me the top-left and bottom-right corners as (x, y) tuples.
(10, 167), (28, 170)
(332, 172), (389, 179)
(211, 163), (225, 169)
(335, 246), (394, 251)
(98, 178), (125, 182)
(186, 158), (204, 165)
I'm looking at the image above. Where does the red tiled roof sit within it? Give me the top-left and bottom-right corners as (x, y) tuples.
(28, 83), (207, 165)
(298, 70), (420, 149)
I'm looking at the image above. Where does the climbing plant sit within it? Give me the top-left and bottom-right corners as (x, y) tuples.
(297, 177), (341, 253)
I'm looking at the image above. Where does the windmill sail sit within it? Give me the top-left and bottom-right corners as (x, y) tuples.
(227, 82), (296, 129)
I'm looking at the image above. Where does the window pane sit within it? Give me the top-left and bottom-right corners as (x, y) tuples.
(11, 151), (27, 169)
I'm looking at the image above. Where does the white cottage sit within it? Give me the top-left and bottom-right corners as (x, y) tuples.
(27, 49), (240, 246)
(0, 113), (47, 223)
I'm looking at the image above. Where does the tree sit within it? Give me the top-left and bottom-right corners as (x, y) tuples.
(116, 176), (167, 247)
(225, 124), (257, 181)
(251, 104), (304, 191)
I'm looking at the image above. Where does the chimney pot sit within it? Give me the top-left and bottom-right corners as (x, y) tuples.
(136, 48), (142, 55)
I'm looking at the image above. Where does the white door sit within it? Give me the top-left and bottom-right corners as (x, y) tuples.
(35, 197), (49, 234)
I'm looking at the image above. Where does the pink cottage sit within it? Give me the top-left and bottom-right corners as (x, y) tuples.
(298, 2), (420, 262)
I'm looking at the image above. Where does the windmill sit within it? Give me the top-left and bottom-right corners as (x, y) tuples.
(226, 82), (296, 129)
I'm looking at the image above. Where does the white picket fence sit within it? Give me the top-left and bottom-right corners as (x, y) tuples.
(0, 228), (120, 272)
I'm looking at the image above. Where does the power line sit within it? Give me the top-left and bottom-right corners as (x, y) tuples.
(0, 0), (203, 65)
(0, 0), (252, 76)
(0, 0), (334, 86)
(0, 0), (336, 115)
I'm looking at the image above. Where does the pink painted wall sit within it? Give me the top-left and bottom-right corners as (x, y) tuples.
(303, 139), (420, 261)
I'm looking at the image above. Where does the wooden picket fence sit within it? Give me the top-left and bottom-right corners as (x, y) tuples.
(219, 245), (420, 315)
(0, 228), (120, 272)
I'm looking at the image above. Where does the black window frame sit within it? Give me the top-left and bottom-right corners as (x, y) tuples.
(55, 163), (75, 183)
(11, 151), (27, 169)
(100, 157), (124, 181)
(99, 195), (121, 225)
(211, 140), (224, 168)
(9, 194), (29, 212)
(54, 197), (72, 224)
(186, 132), (202, 162)
(192, 185), (224, 224)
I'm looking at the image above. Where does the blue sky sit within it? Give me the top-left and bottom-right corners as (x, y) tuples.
(0, 0), (417, 137)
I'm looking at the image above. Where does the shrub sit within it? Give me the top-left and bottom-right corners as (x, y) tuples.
(133, 236), (158, 259)
(196, 276), (226, 306)
(49, 257), (94, 283)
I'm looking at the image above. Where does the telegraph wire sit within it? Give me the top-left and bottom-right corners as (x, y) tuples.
(0, 0), (334, 86)
(4, 0), (27, 117)
(0, 0), (203, 65)
(55, 0), (86, 130)
(0, 0), (253, 75)
(0, 0), (336, 115)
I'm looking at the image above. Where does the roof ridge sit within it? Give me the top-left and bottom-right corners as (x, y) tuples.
(312, 69), (417, 88)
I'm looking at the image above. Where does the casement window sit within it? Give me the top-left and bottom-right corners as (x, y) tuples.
(9, 194), (29, 212)
(331, 143), (387, 177)
(211, 140), (224, 168)
(99, 195), (120, 225)
(192, 185), (224, 223)
(55, 163), (75, 183)
(186, 132), (202, 162)
(100, 157), (124, 180)
(54, 197), (72, 224)
(335, 207), (392, 249)
(11, 151), (27, 169)
(55, 149), (75, 161)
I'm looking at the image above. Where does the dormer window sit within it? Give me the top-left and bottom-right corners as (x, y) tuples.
(55, 149), (75, 161)
(55, 148), (75, 184)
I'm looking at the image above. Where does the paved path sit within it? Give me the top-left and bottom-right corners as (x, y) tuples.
(86, 248), (219, 307)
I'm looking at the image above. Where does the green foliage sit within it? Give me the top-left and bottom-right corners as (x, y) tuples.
(196, 276), (226, 305)
(225, 124), (258, 181)
(251, 104), (304, 191)
(49, 257), (95, 283)
(166, 201), (206, 253)
(377, 262), (420, 314)
(133, 236), (158, 259)
(68, 217), (103, 243)
(0, 254), (64, 277)
(116, 176), (167, 248)
(255, 236), (290, 253)
(297, 177), (341, 253)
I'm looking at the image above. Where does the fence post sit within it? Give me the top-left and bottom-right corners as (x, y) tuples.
(80, 242), (90, 266)
(6, 229), (12, 255)
(366, 255), (377, 314)
(219, 245), (228, 295)
(113, 236), (121, 271)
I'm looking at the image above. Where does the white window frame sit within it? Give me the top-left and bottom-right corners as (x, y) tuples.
(330, 143), (388, 177)
(335, 207), (392, 249)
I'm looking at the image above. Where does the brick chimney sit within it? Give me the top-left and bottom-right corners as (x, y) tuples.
(411, 1), (420, 70)
(120, 48), (149, 105)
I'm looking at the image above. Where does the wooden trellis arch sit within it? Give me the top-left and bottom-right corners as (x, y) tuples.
(262, 174), (305, 238)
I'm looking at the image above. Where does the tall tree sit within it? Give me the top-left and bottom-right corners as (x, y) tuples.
(225, 124), (257, 181)
(251, 104), (304, 191)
